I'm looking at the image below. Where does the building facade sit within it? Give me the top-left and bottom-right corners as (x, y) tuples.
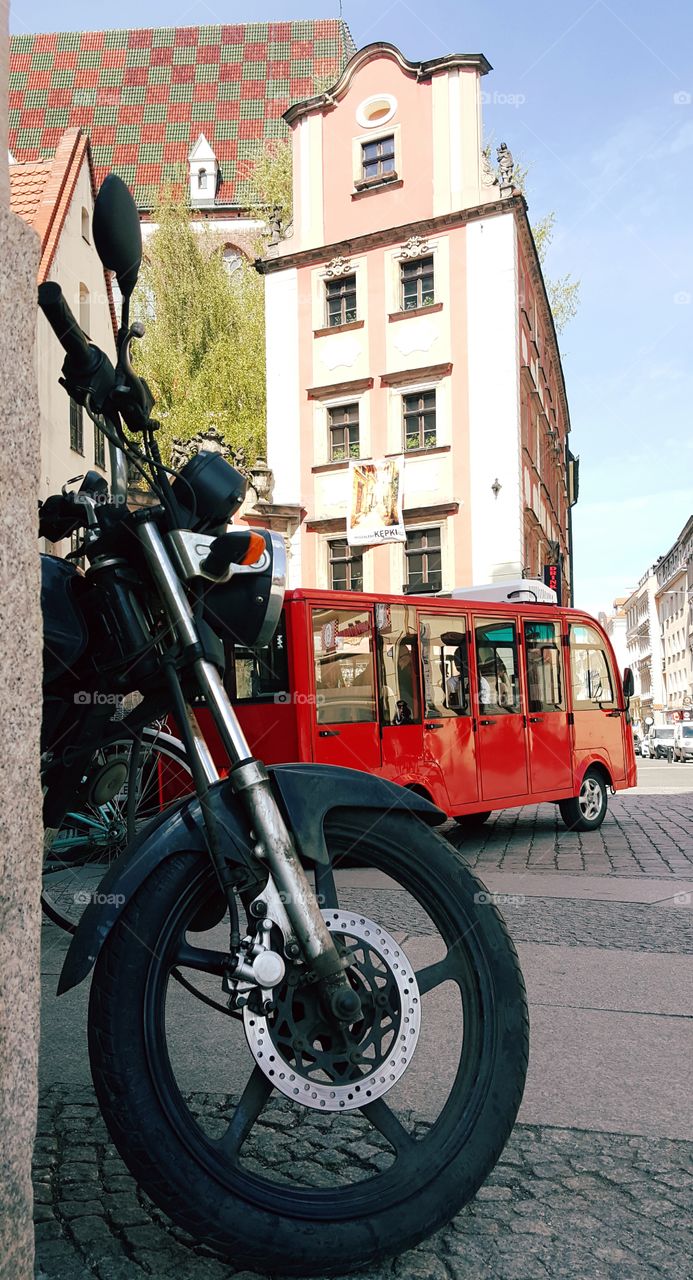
(9, 127), (116, 551)
(260, 43), (573, 595)
(624, 569), (665, 731)
(656, 515), (693, 716)
(599, 596), (629, 678)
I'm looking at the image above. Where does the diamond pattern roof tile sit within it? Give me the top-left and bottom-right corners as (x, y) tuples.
(9, 20), (355, 209)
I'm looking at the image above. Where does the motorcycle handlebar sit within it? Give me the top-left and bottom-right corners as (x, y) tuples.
(37, 281), (95, 371)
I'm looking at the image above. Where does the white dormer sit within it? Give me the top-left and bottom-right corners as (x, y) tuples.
(189, 134), (218, 208)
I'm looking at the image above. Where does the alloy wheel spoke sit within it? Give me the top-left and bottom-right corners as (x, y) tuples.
(361, 1097), (415, 1156)
(216, 1066), (274, 1159)
(415, 949), (460, 995)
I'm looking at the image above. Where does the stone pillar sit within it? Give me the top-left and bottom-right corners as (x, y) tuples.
(0, 3), (43, 1276)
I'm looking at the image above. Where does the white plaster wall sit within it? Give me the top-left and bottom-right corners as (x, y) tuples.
(38, 159), (116, 552)
(265, 268), (301, 515)
(466, 212), (522, 584)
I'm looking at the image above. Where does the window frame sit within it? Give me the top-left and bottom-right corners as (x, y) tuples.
(400, 255), (435, 311)
(69, 397), (84, 455)
(569, 623), (618, 709)
(328, 401), (360, 463)
(325, 274), (357, 328)
(94, 421), (106, 470)
(404, 525), (442, 594)
(311, 606), (377, 725)
(402, 388), (437, 451)
(360, 133), (396, 185)
(328, 538), (364, 593)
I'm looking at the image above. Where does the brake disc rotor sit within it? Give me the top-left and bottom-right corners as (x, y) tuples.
(243, 910), (421, 1112)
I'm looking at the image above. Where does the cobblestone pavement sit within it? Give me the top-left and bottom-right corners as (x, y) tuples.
(454, 791), (693, 877)
(34, 1089), (693, 1280)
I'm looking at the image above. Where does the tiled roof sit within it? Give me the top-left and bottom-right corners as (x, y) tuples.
(9, 158), (51, 220)
(8, 21), (356, 210)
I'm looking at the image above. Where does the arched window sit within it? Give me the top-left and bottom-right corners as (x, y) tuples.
(198, 168), (207, 190)
(79, 283), (90, 337)
(81, 206), (90, 243)
(223, 246), (242, 277)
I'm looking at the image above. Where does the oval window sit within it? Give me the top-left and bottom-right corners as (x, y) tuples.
(356, 94), (397, 129)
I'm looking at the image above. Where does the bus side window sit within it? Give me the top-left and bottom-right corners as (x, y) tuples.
(223, 612), (290, 702)
(311, 608), (377, 724)
(569, 624), (616, 708)
(523, 621), (564, 712)
(376, 604), (421, 726)
(474, 619), (522, 713)
(419, 615), (471, 718)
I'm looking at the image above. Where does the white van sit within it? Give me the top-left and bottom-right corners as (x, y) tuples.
(673, 723), (693, 762)
(649, 725), (676, 758)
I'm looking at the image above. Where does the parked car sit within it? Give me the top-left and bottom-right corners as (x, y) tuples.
(673, 723), (693, 762)
(649, 725), (676, 758)
(639, 736), (651, 758)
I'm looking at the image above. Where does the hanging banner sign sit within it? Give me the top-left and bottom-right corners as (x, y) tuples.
(347, 457), (406, 547)
(543, 562), (562, 605)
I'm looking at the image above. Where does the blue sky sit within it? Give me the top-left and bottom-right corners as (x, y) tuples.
(11, 0), (693, 614)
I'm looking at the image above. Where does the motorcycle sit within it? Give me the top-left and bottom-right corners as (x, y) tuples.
(38, 173), (529, 1275)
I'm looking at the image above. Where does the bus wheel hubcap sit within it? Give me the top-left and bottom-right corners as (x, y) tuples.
(579, 779), (602, 820)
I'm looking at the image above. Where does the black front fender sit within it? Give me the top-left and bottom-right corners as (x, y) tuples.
(57, 762), (444, 994)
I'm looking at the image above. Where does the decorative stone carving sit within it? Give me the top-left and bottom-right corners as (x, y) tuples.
(397, 234), (432, 260)
(250, 458), (274, 504)
(497, 143), (515, 194)
(169, 425), (250, 477)
(323, 255), (353, 278)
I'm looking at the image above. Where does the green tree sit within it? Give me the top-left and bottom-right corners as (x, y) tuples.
(249, 137), (293, 236)
(132, 188), (266, 465)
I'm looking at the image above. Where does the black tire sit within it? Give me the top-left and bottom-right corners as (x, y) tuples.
(559, 766), (608, 832)
(454, 810), (492, 830)
(88, 811), (528, 1276)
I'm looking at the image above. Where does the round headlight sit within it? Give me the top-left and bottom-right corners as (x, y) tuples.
(201, 529), (287, 649)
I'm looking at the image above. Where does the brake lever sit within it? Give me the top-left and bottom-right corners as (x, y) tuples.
(112, 322), (155, 431)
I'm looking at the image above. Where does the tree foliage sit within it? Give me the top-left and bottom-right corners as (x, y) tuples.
(132, 188), (266, 465)
(249, 137), (293, 234)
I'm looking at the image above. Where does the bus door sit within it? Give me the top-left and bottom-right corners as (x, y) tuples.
(376, 603), (426, 786)
(418, 613), (479, 809)
(310, 605), (381, 771)
(522, 619), (573, 793)
(568, 621), (626, 782)
(473, 616), (528, 801)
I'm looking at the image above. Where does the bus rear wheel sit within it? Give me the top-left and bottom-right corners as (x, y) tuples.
(454, 811), (492, 831)
(559, 769), (607, 832)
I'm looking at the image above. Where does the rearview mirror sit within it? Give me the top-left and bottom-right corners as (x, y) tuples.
(622, 666), (635, 698)
(92, 174), (142, 298)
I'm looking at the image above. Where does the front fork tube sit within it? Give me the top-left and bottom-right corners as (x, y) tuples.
(138, 519), (360, 1022)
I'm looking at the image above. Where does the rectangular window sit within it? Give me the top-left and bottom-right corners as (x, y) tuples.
(401, 256), (435, 310)
(523, 621), (564, 711)
(312, 607), (376, 724)
(475, 618), (522, 713)
(405, 527), (442, 593)
(376, 603), (421, 725)
(325, 275), (357, 327)
(569, 623), (616, 707)
(94, 423), (106, 469)
(403, 389), (436, 451)
(419, 614), (471, 718)
(69, 398), (84, 454)
(329, 539), (363, 592)
(361, 135), (395, 183)
(328, 403), (359, 462)
(70, 529), (85, 569)
(223, 613), (290, 703)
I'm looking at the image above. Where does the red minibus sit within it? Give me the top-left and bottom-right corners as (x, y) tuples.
(191, 586), (637, 833)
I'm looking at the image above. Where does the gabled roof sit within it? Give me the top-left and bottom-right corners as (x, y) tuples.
(8, 21), (356, 210)
(10, 126), (117, 334)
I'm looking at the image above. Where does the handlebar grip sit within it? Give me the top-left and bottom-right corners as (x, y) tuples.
(37, 282), (94, 369)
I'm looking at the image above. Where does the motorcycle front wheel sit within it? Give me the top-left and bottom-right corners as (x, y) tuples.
(88, 810), (528, 1276)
